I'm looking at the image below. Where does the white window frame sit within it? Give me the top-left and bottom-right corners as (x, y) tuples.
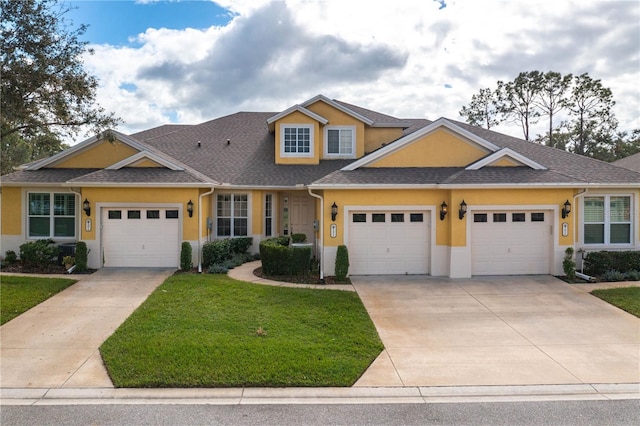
(216, 193), (249, 238)
(324, 125), (356, 158)
(27, 192), (77, 239)
(279, 124), (314, 158)
(581, 194), (633, 246)
(264, 193), (275, 237)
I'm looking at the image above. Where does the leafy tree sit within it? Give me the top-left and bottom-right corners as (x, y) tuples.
(563, 73), (617, 156)
(496, 71), (543, 141)
(533, 71), (572, 148)
(459, 88), (501, 129)
(1, 0), (119, 157)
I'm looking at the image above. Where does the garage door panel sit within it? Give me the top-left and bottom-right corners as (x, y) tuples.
(472, 210), (550, 275)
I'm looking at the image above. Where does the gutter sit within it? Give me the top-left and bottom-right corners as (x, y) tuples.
(198, 187), (215, 273)
(308, 188), (324, 280)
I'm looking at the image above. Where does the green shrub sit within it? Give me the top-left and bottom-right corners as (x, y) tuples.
(259, 237), (310, 276)
(563, 247), (576, 281)
(601, 270), (627, 282)
(202, 239), (231, 267)
(335, 245), (349, 281)
(19, 239), (59, 269)
(625, 270), (640, 281)
(180, 242), (192, 272)
(4, 250), (17, 265)
(291, 233), (307, 243)
(75, 241), (88, 272)
(229, 237), (253, 254)
(584, 251), (640, 277)
(208, 263), (229, 274)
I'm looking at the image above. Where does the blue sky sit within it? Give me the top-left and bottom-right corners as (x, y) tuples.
(68, 0), (234, 45)
(64, 1), (639, 141)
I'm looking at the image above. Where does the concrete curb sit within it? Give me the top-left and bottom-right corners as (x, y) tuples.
(1, 384), (638, 405)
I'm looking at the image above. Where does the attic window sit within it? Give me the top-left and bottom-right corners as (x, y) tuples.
(325, 126), (355, 158)
(280, 124), (313, 158)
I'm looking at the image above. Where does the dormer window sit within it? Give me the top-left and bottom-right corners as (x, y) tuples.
(280, 124), (314, 157)
(325, 125), (355, 158)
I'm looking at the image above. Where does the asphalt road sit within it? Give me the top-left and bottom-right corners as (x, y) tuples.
(1, 400), (639, 425)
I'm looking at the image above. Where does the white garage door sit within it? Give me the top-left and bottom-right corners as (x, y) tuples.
(348, 211), (430, 275)
(102, 207), (180, 267)
(471, 211), (551, 275)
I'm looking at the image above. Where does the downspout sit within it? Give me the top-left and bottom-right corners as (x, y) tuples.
(572, 188), (589, 276)
(308, 187), (324, 280)
(69, 188), (83, 242)
(198, 187), (215, 273)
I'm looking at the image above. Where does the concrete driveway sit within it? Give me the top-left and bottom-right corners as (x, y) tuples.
(0, 268), (174, 389)
(352, 275), (640, 387)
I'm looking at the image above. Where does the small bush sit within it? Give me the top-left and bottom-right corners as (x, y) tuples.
(4, 250), (17, 265)
(625, 270), (640, 281)
(19, 239), (59, 269)
(291, 233), (307, 243)
(601, 270), (627, 282)
(229, 237), (253, 254)
(180, 242), (192, 272)
(259, 237), (310, 276)
(335, 245), (349, 281)
(563, 247), (576, 281)
(202, 239), (231, 268)
(584, 250), (640, 277)
(208, 263), (229, 274)
(62, 255), (75, 266)
(75, 241), (88, 272)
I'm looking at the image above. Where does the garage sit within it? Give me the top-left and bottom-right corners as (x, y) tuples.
(102, 207), (180, 267)
(348, 211), (430, 275)
(471, 210), (551, 275)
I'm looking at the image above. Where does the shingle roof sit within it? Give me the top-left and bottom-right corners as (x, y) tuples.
(613, 152), (640, 172)
(66, 168), (210, 184)
(0, 168), (100, 184)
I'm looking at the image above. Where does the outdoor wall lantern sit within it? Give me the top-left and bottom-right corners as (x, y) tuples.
(187, 199), (194, 218)
(83, 198), (91, 217)
(561, 199), (571, 219)
(440, 201), (448, 220)
(331, 202), (338, 222)
(458, 200), (467, 220)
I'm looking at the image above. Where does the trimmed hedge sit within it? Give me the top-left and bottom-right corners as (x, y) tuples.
(335, 245), (350, 281)
(75, 241), (88, 272)
(202, 237), (253, 268)
(584, 250), (640, 277)
(180, 242), (192, 271)
(259, 237), (311, 276)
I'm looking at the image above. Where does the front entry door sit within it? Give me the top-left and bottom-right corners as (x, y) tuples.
(282, 193), (315, 242)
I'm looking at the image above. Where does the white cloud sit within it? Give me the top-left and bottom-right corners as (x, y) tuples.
(82, 0), (640, 142)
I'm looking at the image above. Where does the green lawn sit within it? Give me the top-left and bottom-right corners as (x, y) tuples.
(100, 274), (383, 388)
(591, 287), (640, 317)
(0, 276), (76, 325)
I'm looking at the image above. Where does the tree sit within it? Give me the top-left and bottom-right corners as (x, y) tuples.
(459, 88), (501, 129)
(1, 131), (69, 175)
(496, 71), (543, 141)
(533, 71), (572, 148)
(563, 73), (616, 156)
(1, 0), (119, 164)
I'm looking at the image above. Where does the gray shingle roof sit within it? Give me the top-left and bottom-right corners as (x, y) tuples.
(0, 168), (99, 184)
(67, 168), (210, 184)
(613, 152), (640, 172)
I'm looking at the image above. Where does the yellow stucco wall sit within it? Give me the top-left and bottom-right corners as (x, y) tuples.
(305, 101), (366, 159)
(364, 127), (404, 154)
(252, 190), (263, 236)
(1, 187), (23, 235)
(52, 140), (139, 168)
(490, 157), (519, 167)
(129, 159), (163, 168)
(369, 129), (490, 167)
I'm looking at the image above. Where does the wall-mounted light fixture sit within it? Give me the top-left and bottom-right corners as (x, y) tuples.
(187, 200), (194, 218)
(458, 200), (467, 220)
(561, 199), (571, 219)
(331, 202), (338, 222)
(440, 201), (448, 220)
(83, 198), (91, 217)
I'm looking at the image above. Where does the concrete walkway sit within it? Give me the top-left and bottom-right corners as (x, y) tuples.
(0, 268), (174, 389)
(352, 275), (640, 388)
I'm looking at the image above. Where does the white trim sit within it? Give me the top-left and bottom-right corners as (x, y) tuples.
(106, 151), (184, 171)
(342, 118), (500, 171)
(323, 125), (356, 159)
(301, 95), (374, 126)
(466, 148), (547, 170)
(25, 190), (78, 240)
(579, 193), (635, 248)
(213, 191), (253, 239)
(279, 124), (315, 158)
(267, 105), (328, 125)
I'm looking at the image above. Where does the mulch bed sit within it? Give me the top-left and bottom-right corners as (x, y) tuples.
(253, 267), (351, 285)
(0, 262), (95, 275)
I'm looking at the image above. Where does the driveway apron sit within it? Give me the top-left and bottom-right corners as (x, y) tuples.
(0, 268), (173, 389)
(352, 275), (640, 387)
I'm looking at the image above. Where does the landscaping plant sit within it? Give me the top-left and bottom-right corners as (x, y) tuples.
(335, 245), (349, 282)
(74, 241), (88, 272)
(180, 242), (192, 271)
(562, 247), (576, 281)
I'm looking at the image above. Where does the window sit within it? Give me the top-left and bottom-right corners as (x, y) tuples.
(410, 213), (424, 222)
(128, 210), (141, 219)
(146, 210), (160, 219)
(353, 213), (366, 223)
(28, 193), (76, 238)
(280, 124), (313, 157)
(493, 213), (507, 223)
(217, 194), (248, 237)
(391, 213), (404, 223)
(531, 212), (545, 222)
(108, 210), (122, 219)
(265, 194), (273, 237)
(372, 213), (385, 223)
(584, 196), (631, 245)
(325, 126), (355, 157)
(166, 210), (179, 219)
(474, 213), (488, 223)
(512, 213), (526, 222)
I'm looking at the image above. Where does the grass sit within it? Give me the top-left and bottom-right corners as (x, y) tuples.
(591, 287), (640, 317)
(0, 276), (76, 325)
(100, 274), (384, 388)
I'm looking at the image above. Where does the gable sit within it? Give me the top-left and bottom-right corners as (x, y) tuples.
(367, 129), (490, 168)
(127, 158), (164, 168)
(49, 139), (140, 169)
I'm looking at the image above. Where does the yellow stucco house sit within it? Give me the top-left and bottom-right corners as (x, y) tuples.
(2, 95), (639, 277)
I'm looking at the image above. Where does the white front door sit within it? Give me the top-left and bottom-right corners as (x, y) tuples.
(348, 211), (430, 275)
(102, 207), (180, 267)
(471, 210), (551, 275)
